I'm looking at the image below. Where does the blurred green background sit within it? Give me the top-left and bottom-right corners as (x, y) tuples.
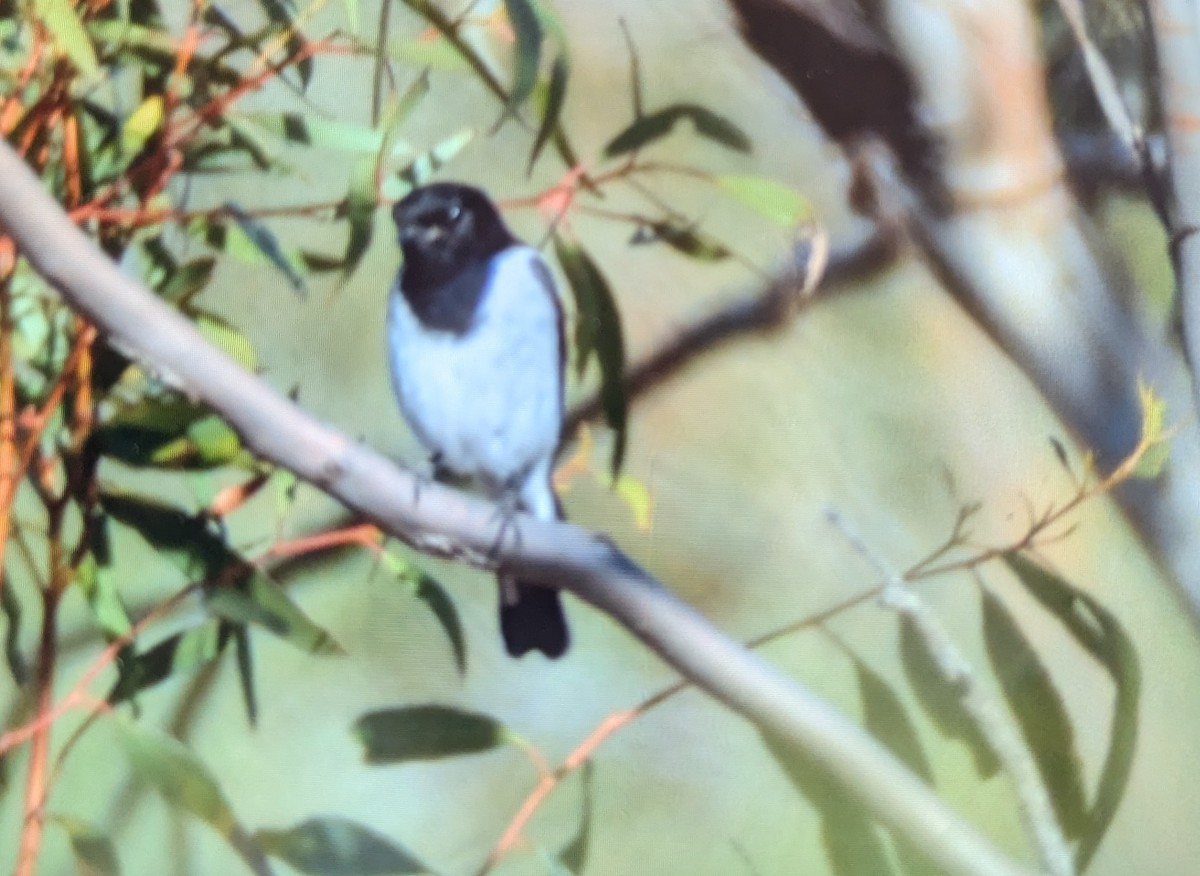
(4, 1), (1200, 875)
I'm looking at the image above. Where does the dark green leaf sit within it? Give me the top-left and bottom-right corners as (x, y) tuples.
(343, 155), (377, 279)
(899, 616), (1000, 778)
(354, 705), (505, 763)
(604, 103), (750, 157)
(121, 725), (236, 833)
(557, 760), (594, 874)
(233, 625), (258, 726)
(257, 817), (427, 875)
(632, 220), (730, 261)
(100, 491), (224, 576)
(225, 203), (308, 296)
(500, 0), (543, 121)
(158, 257), (216, 305)
(553, 236), (627, 475)
(207, 571), (345, 656)
(760, 731), (897, 876)
(0, 580), (29, 685)
(108, 622), (225, 704)
(52, 815), (121, 876)
(1003, 553), (1141, 871)
(981, 587), (1088, 838)
(93, 396), (210, 470)
(527, 53), (568, 174)
(249, 111), (383, 152)
(415, 573), (466, 675)
(854, 658), (933, 782)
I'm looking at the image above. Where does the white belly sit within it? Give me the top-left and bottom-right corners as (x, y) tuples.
(386, 246), (563, 496)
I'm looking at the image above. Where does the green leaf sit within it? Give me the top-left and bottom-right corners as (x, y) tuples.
(553, 235), (627, 475)
(854, 658), (933, 782)
(121, 724), (236, 833)
(52, 815), (121, 876)
(981, 587), (1088, 838)
(76, 555), (134, 641)
(257, 817), (427, 875)
(633, 220), (731, 261)
(158, 257), (216, 305)
(715, 175), (812, 226)
(101, 491), (223, 576)
(385, 127), (475, 200)
(207, 571), (345, 656)
(354, 705), (506, 763)
(95, 395), (232, 471)
(35, 0), (101, 79)
(899, 616), (1000, 778)
(501, 0), (544, 121)
(233, 624), (259, 726)
(1003, 553), (1141, 871)
(760, 731), (897, 876)
(557, 760), (594, 874)
(604, 103), (750, 157)
(527, 53), (568, 174)
(224, 204), (308, 296)
(193, 310), (260, 371)
(108, 622), (225, 704)
(239, 112), (386, 153)
(0, 581), (28, 685)
(389, 34), (470, 72)
(377, 548), (468, 675)
(343, 155), (378, 279)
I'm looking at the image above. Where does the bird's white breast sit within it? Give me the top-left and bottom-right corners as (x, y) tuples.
(386, 245), (563, 496)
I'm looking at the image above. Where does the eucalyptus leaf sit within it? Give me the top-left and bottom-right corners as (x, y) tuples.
(257, 817), (427, 875)
(52, 815), (121, 876)
(605, 103), (750, 157)
(121, 724), (236, 833)
(982, 588), (1088, 838)
(354, 705), (506, 763)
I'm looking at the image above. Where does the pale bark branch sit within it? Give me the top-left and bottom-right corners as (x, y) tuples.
(0, 140), (1041, 876)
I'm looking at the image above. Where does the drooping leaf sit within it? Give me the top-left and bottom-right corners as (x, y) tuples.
(1003, 552), (1141, 871)
(121, 724), (236, 833)
(715, 175), (812, 226)
(233, 624), (258, 726)
(553, 235), (627, 475)
(158, 257), (216, 305)
(760, 731), (897, 876)
(193, 310), (260, 371)
(0, 580), (29, 685)
(354, 705), (506, 763)
(100, 491), (225, 576)
(631, 220), (731, 261)
(109, 622), (225, 704)
(500, 0), (543, 121)
(256, 817), (427, 875)
(76, 554), (134, 641)
(899, 616), (1000, 778)
(557, 760), (595, 874)
(343, 155), (378, 279)
(52, 815), (121, 876)
(206, 571), (345, 656)
(35, 0), (101, 79)
(981, 587), (1088, 838)
(528, 53), (568, 174)
(604, 103), (750, 157)
(854, 658), (933, 783)
(384, 127), (475, 200)
(379, 548), (465, 672)
(224, 204), (308, 295)
(854, 658), (937, 874)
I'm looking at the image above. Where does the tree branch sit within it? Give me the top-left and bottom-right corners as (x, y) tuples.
(0, 140), (1040, 876)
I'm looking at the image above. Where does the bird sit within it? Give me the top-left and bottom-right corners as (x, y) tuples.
(386, 182), (569, 658)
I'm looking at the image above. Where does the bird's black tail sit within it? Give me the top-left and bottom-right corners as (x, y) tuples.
(500, 581), (568, 658)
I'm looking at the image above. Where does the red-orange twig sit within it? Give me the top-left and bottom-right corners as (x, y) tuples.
(258, 522), (383, 561)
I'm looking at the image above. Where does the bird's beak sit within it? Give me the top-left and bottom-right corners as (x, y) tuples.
(398, 224), (445, 246)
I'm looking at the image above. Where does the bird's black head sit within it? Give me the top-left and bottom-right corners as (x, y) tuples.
(392, 183), (517, 283)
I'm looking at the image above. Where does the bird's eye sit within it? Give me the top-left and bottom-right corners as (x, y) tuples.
(445, 204), (461, 222)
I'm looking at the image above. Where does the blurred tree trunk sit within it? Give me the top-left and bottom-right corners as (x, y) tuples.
(731, 0), (1200, 618)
